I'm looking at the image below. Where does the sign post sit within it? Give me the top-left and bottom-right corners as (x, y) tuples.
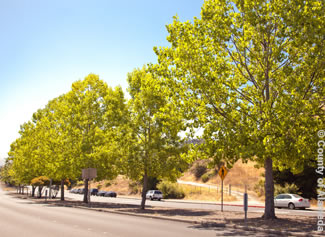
(82, 168), (97, 205)
(244, 185), (248, 224)
(218, 165), (228, 212)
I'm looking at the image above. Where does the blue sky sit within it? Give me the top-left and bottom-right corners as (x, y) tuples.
(0, 0), (204, 164)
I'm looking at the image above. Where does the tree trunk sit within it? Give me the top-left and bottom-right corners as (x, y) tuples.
(263, 157), (276, 219)
(140, 174), (148, 210)
(32, 186), (36, 197)
(38, 186), (42, 198)
(83, 179), (89, 203)
(60, 179), (65, 201)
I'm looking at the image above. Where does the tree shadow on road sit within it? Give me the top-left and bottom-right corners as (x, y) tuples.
(222, 216), (316, 235)
(10, 192), (214, 217)
(188, 223), (281, 236)
(8, 192), (317, 236)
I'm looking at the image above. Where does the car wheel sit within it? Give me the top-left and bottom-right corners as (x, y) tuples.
(158, 198), (161, 201)
(150, 197), (153, 200)
(288, 203), (295, 210)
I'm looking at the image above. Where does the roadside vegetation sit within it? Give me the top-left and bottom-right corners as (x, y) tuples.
(0, 0), (324, 219)
(72, 159), (262, 202)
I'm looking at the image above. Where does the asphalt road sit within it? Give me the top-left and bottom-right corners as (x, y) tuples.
(65, 192), (318, 217)
(0, 187), (279, 237)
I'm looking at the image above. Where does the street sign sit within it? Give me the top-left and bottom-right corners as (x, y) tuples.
(218, 165), (228, 212)
(82, 168), (97, 179)
(218, 165), (228, 180)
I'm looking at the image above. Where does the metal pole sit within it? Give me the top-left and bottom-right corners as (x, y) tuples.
(221, 179), (224, 212)
(244, 185), (248, 224)
(88, 179), (90, 204)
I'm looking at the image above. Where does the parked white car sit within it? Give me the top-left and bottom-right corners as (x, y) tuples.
(146, 190), (163, 201)
(274, 193), (310, 209)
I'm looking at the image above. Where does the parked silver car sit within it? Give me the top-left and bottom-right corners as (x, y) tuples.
(146, 190), (163, 201)
(274, 193), (310, 209)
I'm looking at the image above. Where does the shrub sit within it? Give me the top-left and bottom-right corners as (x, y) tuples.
(193, 164), (207, 179)
(76, 180), (84, 186)
(128, 182), (139, 194)
(201, 173), (210, 183)
(97, 184), (102, 190)
(31, 176), (50, 186)
(30, 176), (50, 198)
(63, 179), (71, 187)
(275, 183), (300, 196)
(104, 180), (111, 187)
(157, 181), (185, 199)
(254, 179), (265, 197)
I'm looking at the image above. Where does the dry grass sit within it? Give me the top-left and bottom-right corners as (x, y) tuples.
(181, 184), (237, 202)
(75, 176), (237, 202)
(205, 160), (263, 191)
(2, 186), (16, 192)
(72, 159), (264, 201)
(77, 175), (139, 196)
(310, 198), (325, 208)
(181, 159), (264, 195)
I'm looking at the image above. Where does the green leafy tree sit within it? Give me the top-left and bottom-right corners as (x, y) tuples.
(124, 67), (189, 209)
(37, 95), (81, 200)
(6, 74), (126, 202)
(154, 0), (325, 219)
(66, 74), (126, 203)
(0, 159), (14, 185)
(8, 120), (48, 194)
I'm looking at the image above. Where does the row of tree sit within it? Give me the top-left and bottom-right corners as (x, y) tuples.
(1, 71), (189, 209)
(1, 0), (324, 218)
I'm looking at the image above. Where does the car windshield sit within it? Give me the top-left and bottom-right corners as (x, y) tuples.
(292, 194), (302, 198)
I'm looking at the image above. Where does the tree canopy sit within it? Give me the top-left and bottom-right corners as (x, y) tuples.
(1, 1), (324, 216)
(5, 74), (127, 201)
(123, 66), (190, 209)
(153, 0), (325, 219)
